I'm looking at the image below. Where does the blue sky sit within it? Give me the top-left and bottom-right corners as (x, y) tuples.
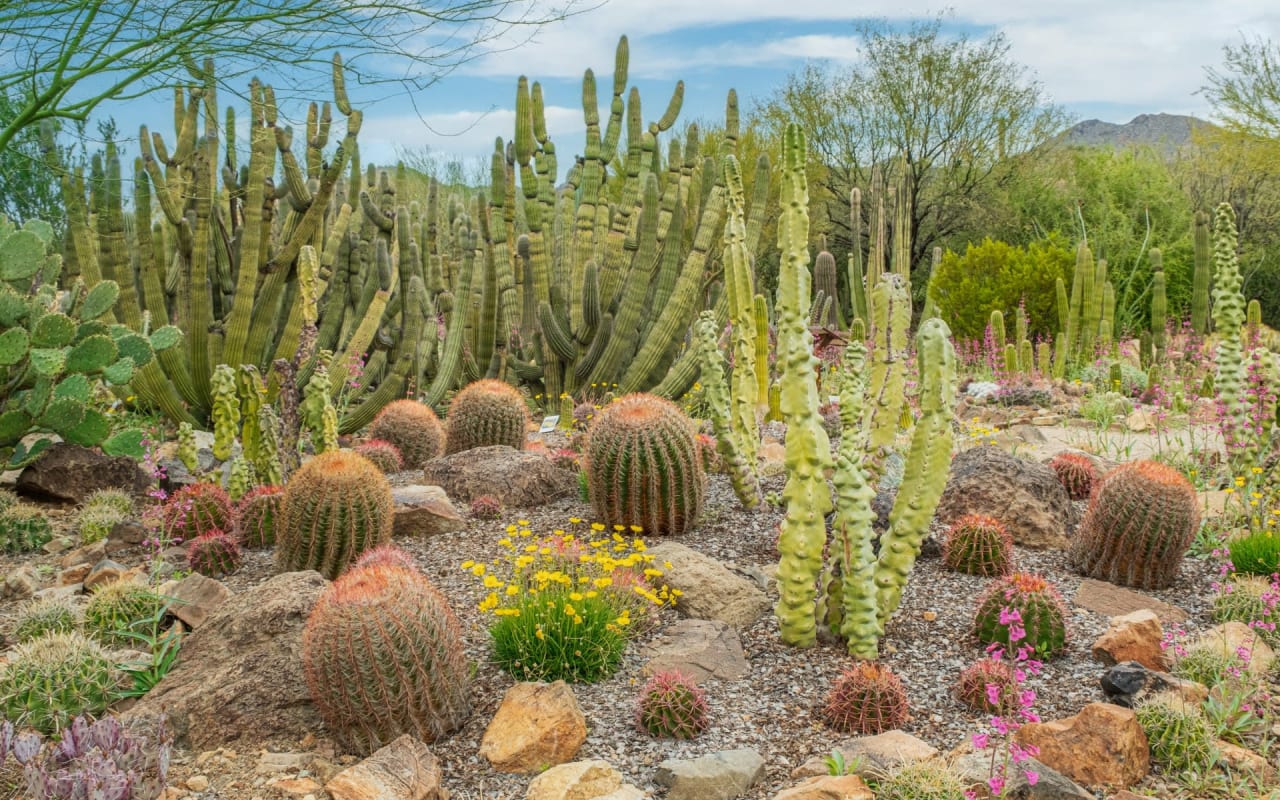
(67, 0), (1280, 173)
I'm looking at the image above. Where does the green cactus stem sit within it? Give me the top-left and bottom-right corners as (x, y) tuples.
(694, 312), (760, 509)
(1191, 210), (1212, 335)
(1211, 203), (1250, 471)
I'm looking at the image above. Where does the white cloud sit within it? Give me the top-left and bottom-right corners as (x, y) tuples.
(355, 103), (582, 164)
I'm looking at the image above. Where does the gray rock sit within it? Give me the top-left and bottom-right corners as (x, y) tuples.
(953, 754), (1092, 799)
(162, 572), (233, 629)
(654, 749), (765, 800)
(646, 542), (771, 631)
(2, 565), (40, 600)
(392, 485), (466, 537)
(936, 446), (1075, 549)
(642, 619), (750, 683)
(966, 381), (1001, 400)
(17, 443), (149, 503)
(421, 445), (576, 507)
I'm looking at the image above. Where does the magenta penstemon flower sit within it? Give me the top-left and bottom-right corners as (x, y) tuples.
(967, 606), (1041, 798)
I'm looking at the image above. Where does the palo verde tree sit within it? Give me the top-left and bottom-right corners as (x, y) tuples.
(755, 15), (1068, 296)
(0, 0), (582, 154)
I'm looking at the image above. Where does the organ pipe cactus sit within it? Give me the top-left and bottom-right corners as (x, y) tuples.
(1191, 210), (1212, 335)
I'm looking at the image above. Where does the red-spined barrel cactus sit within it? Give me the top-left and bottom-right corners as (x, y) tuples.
(1050, 452), (1100, 501)
(353, 544), (418, 572)
(163, 482), (234, 542)
(954, 657), (1019, 713)
(469, 495), (503, 520)
(823, 661), (909, 734)
(972, 572), (1069, 658)
(1070, 459), (1199, 590)
(366, 400), (445, 469)
(444, 379), (530, 455)
(237, 485), (283, 549)
(353, 439), (404, 474)
(276, 450), (393, 580)
(584, 394), (705, 536)
(636, 670), (710, 739)
(942, 514), (1014, 577)
(186, 530), (243, 578)
(302, 563), (471, 755)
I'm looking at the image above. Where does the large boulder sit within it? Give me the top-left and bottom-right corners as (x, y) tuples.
(479, 681), (587, 773)
(124, 571), (327, 749)
(421, 446), (576, 506)
(646, 542), (770, 631)
(936, 446), (1074, 549)
(17, 443), (150, 503)
(1014, 703), (1150, 790)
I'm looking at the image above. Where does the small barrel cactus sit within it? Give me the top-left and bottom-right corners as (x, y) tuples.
(953, 657), (1019, 714)
(366, 399), (445, 469)
(972, 572), (1069, 658)
(1070, 459), (1199, 590)
(445, 379), (530, 454)
(877, 760), (969, 800)
(302, 562), (472, 755)
(13, 596), (79, 643)
(469, 495), (503, 520)
(276, 450), (394, 580)
(636, 670), (710, 739)
(187, 530), (243, 577)
(353, 544), (419, 572)
(83, 488), (136, 516)
(236, 484), (284, 549)
(84, 580), (168, 647)
(822, 661), (909, 734)
(0, 503), (53, 554)
(1135, 692), (1219, 775)
(1211, 576), (1279, 645)
(942, 514), (1014, 577)
(77, 505), (128, 545)
(0, 632), (119, 735)
(1050, 452), (1099, 501)
(584, 393), (705, 536)
(163, 482), (236, 542)
(353, 439), (405, 473)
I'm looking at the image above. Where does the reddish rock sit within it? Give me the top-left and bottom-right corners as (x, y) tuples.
(1015, 703), (1150, 790)
(772, 775), (875, 800)
(162, 572), (233, 629)
(325, 735), (447, 800)
(1091, 609), (1166, 670)
(479, 681), (586, 773)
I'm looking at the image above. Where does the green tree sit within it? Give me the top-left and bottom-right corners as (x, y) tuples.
(1203, 34), (1280, 138)
(0, 0), (580, 154)
(0, 89), (79, 232)
(754, 16), (1069, 293)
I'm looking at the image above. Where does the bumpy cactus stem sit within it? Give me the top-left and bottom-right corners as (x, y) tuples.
(694, 312), (760, 509)
(1212, 203), (1250, 471)
(773, 124), (833, 648)
(721, 155), (761, 475)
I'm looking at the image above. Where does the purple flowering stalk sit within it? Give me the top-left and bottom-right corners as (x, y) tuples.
(966, 607), (1042, 799)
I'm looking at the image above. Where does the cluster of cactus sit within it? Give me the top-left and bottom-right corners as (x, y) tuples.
(972, 573), (1069, 658)
(444, 379), (529, 454)
(83, 580), (168, 647)
(353, 439), (404, 473)
(1172, 640), (1249, 686)
(187, 530), (243, 578)
(76, 489), (135, 544)
(822, 661), (909, 734)
(1135, 692), (1219, 775)
(1211, 576), (1279, 645)
(941, 515), (1014, 577)
(1049, 452), (1099, 501)
(954, 657), (1019, 714)
(163, 482), (236, 542)
(367, 400), (444, 469)
(0, 714), (171, 800)
(276, 450), (394, 579)
(469, 495), (503, 520)
(302, 561), (471, 755)
(845, 155), (915, 332)
(0, 632), (119, 734)
(635, 670), (710, 739)
(1070, 459), (1199, 590)
(583, 393), (705, 536)
(1054, 241), (1117, 373)
(0, 502), (53, 554)
(876, 760), (969, 800)
(0, 217), (182, 468)
(13, 596), (79, 643)
(236, 485), (283, 548)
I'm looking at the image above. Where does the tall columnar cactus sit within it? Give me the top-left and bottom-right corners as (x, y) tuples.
(276, 450), (394, 579)
(1070, 459), (1199, 590)
(1191, 210), (1212, 335)
(1150, 249), (1167, 363)
(302, 562), (472, 755)
(694, 312), (760, 508)
(210, 364), (240, 461)
(444, 379), (530, 454)
(1210, 203), (1250, 471)
(720, 156), (762, 475)
(584, 393), (705, 536)
(990, 310), (1006, 354)
(773, 124), (834, 648)
(367, 399), (445, 469)
(813, 248), (840, 327)
(1060, 242), (1116, 365)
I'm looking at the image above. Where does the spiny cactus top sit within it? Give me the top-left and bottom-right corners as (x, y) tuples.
(366, 399), (445, 469)
(822, 660), (910, 735)
(444, 379), (530, 454)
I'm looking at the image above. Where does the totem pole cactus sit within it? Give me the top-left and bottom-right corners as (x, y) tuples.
(1211, 203), (1250, 471)
(694, 312), (759, 508)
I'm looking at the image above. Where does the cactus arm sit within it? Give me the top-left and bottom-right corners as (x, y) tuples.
(221, 106), (278, 370)
(423, 232), (476, 406)
(210, 364), (240, 461)
(864, 276), (910, 457)
(754, 294), (770, 410)
(694, 312), (760, 509)
(721, 156), (760, 470)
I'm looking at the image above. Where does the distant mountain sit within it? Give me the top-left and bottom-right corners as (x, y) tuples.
(1056, 113), (1219, 152)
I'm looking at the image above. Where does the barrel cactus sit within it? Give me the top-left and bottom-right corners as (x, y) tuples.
(276, 450), (394, 579)
(1135, 692), (1219, 775)
(353, 544), (418, 572)
(444, 379), (530, 454)
(236, 484), (284, 548)
(954, 657), (1019, 714)
(972, 572), (1069, 658)
(469, 495), (503, 520)
(187, 530), (243, 577)
(13, 596), (79, 643)
(163, 482), (236, 542)
(584, 394), (705, 536)
(353, 439), (404, 474)
(635, 670), (710, 740)
(941, 515), (1014, 577)
(1050, 452), (1099, 501)
(366, 399), (444, 469)
(84, 580), (168, 647)
(822, 660), (909, 734)
(0, 631), (119, 734)
(0, 503), (53, 554)
(76, 505), (128, 545)
(302, 562), (471, 755)
(1070, 459), (1199, 590)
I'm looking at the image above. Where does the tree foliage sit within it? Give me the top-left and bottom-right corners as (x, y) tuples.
(1203, 34), (1280, 138)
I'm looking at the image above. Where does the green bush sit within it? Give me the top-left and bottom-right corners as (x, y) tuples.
(927, 236), (1074, 340)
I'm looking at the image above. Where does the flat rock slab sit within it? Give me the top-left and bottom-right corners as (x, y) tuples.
(1072, 579), (1188, 623)
(647, 542), (770, 631)
(326, 735), (447, 800)
(391, 485), (466, 537)
(160, 572), (233, 629)
(655, 749), (765, 800)
(642, 619), (750, 683)
(792, 731), (938, 779)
